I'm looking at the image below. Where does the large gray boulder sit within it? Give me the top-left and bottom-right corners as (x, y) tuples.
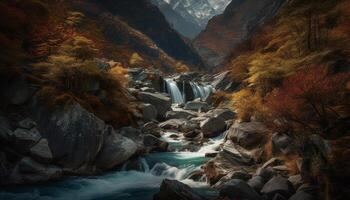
(11, 157), (62, 184)
(96, 127), (137, 170)
(289, 191), (315, 200)
(138, 92), (172, 119)
(200, 117), (226, 138)
(226, 122), (267, 149)
(30, 139), (53, 163)
(35, 103), (106, 171)
(159, 119), (199, 133)
(165, 110), (196, 120)
(184, 101), (210, 112)
(261, 176), (295, 199)
(205, 108), (236, 121)
(248, 175), (266, 192)
(154, 179), (206, 200)
(141, 121), (162, 137)
(141, 103), (158, 122)
(143, 134), (168, 152)
(219, 179), (263, 200)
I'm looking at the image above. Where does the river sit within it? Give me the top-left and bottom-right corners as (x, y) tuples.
(0, 130), (223, 200)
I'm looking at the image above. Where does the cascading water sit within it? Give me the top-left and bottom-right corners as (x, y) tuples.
(0, 131), (223, 200)
(190, 82), (214, 100)
(164, 78), (214, 103)
(164, 78), (184, 104)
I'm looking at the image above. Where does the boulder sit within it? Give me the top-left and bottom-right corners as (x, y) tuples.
(219, 179), (263, 200)
(138, 92), (172, 119)
(200, 117), (226, 138)
(34, 102), (106, 171)
(272, 133), (294, 154)
(184, 101), (210, 112)
(222, 140), (256, 165)
(248, 175), (266, 192)
(96, 128), (137, 170)
(261, 176), (295, 199)
(215, 170), (252, 187)
(30, 139), (53, 163)
(206, 108), (236, 121)
(9, 128), (41, 153)
(13, 157), (62, 184)
(165, 110), (196, 120)
(183, 130), (200, 138)
(141, 121), (162, 137)
(289, 191), (315, 200)
(159, 119), (198, 133)
(154, 179), (206, 200)
(18, 118), (37, 130)
(288, 174), (303, 190)
(141, 103), (158, 122)
(143, 134), (168, 152)
(226, 122), (267, 149)
(212, 71), (238, 92)
(0, 115), (11, 140)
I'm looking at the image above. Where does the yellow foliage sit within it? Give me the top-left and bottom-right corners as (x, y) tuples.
(109, 65), (130, 87)
(175, 62), (190, 73)
(231, 89), (267, 122)
(129, 53), (144, 65)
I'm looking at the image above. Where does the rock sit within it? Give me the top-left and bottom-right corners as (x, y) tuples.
(309, 134), (331, 157)
(141, 122), (162, 137)
(289, 191), (315, 200)
(159, 119), (198, 133)
(261, 176), (295, 199)
(200, 117), (226, 138)
(222, 140), (256, 165)
(206, 108), (236, 121)
(96, 128), (137, 170)
(166, 110), (196, 120)
(0, 115), (11, 140)
(219, 179), (263, 200)
(272, 133), (294, 154)
(273, 193), (287, 200)
(30, 139), (53, 163)
(154, 179), (206, 200)
(4, 75), (30, 105)
(184, 101), (210, 112)
(288, 175), (303, 190)
(141, 103), (158, 122)
(248, 176), (266, 192)
(215, 170), (252, 187)
(226, 122), (267, 149)
(183, 130), (200, 138)
(0, 152), (9, 183)
(9, 128), (41, 153)
(138, 92), (172, 119)
(205, 152), (218, 158)
(143, 134), (168, 152)
(212, 71), (237, 92)
(13, 157), (62, 184)
(188, 170), (204, 181)
(34, 102), (106, 171)
(140, 87), (156, 93)
(256, 167), (277, 182)
(18, 118), (37, 129)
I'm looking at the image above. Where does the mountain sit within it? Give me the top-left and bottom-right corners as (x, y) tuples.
(194, 0), (286, 67)
(90, 0), (205, 68)
(152, 0), (231, 38)
(151, 0), (202, 39)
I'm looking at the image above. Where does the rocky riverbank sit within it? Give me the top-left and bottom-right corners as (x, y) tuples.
(0, 67), (332, 200)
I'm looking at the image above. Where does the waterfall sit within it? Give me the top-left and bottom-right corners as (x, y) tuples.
(190, 82), (214, 100)
(165, 78), (185, 104)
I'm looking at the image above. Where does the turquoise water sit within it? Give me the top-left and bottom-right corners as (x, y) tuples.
(0, 134), (223, 200)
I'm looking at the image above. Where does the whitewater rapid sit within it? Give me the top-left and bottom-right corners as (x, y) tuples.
(0, 131), (224, 200)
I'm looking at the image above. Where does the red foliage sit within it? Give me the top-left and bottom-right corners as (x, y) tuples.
(266, 66), (349, 136)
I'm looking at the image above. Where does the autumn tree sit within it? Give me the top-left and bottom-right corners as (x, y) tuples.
(266, 66), (349, 138)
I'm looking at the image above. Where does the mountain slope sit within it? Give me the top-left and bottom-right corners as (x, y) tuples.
(90, 0), (205, 68)
(194, 0), (285, 67)
(151, 0), (202, 39)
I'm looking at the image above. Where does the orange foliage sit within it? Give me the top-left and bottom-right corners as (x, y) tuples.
(266, 66), (349, 137)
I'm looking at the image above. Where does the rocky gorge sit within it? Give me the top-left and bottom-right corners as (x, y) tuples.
(0, 66), (329, 200)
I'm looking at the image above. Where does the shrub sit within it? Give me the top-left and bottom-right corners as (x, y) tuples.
(266, 66), (349, 137)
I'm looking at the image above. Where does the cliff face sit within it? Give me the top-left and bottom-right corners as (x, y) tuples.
(194, 0), (286, 67)
(91, 0), (205, 68)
